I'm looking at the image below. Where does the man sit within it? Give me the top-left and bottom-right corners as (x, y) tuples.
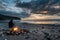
(8, 19), (14, 28)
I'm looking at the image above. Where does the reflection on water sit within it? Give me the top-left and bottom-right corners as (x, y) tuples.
(0, 20), (60, 25)
(0, 20), (60, 28)
(21, 21), (60, 24)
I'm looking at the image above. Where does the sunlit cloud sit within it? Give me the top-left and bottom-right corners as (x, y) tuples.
(51, 5), (60, 9)
(21, 14), (60, 24)
(40, 11), (48, 14)
(21, 14), (60, 21)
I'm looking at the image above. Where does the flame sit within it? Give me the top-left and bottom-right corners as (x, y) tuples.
(12, 26), (20, 32)
(14, 27), (18, 31)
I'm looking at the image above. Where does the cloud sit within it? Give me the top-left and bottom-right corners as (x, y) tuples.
(21, 14), (60, 24)
(0, 2), (6, 10)
(6, 7), (23, 13)
(0, 0), (31, 14)
(15, 0), (60, 15)
(0, 0), (31, 18)
(22, 14), (60, 20)
(0, 3), (23, 13)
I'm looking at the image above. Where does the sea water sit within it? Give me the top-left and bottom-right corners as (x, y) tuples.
(0, 20), (21, 29)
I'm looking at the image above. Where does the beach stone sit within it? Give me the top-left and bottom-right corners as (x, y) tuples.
(5, 39), (7, 40)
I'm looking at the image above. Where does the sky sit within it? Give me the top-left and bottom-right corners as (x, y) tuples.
(0, 0), (31, 7)
(0, 0), (31, 13)
(9, 0), (31, 6)
(0, 0), (31, 18)
(0, 0), (60, 24)
(0, 0), (60, 15)
(21, 0), (31, 2)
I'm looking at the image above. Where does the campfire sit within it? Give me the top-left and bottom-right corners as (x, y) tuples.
(12, 26), (20, 32)
(12, 26), (24, 33)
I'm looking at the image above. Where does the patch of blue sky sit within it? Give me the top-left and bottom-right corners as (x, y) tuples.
(0, 0), (15, 7)
(21, 0), (31, 2)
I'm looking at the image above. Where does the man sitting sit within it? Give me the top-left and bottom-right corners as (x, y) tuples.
(8, 19), (14, 28)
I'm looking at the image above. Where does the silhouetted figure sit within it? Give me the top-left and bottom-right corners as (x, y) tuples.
(8, 19), (14, 28)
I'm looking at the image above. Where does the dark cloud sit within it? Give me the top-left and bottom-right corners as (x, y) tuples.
(0, 0), (30, 18)
(16, 0), (49, 12)
(16, 0), (60, 15)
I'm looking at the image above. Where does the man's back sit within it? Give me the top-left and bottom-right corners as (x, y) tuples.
(8, 19), (14, 28)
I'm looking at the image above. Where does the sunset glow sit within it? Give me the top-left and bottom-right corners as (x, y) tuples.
(40, 11), (48, 14)
(51, 6), (60, 9)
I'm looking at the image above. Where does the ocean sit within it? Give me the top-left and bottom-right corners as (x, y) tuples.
(0, 20), (21, 29)
(0, 20), (60, 28)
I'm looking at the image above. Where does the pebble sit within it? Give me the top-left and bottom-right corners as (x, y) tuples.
(5, 39), (7, 40)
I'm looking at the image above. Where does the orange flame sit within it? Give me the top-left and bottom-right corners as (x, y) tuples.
(12, 26), (20, 32)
